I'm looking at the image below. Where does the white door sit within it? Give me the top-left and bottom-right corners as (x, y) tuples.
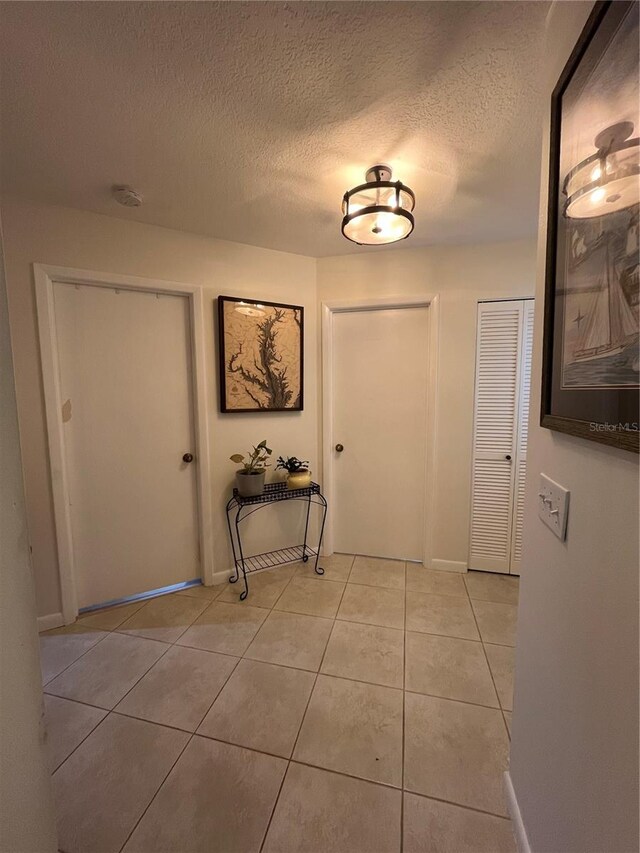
(332, 307), (429, 560)
(53, 282), (200, 609)
(468, 299), (533, 576)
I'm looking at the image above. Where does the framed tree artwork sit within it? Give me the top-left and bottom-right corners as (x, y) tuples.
(217, 296), (303, 413)
(541, 0), (639, 453)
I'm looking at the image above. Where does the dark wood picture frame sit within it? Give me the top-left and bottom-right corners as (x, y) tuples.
(541, 0), (639, 453)
(217, 295), (304, 413)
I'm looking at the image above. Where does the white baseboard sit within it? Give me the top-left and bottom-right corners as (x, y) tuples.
(504, 770), (531, 853)
(37, 612), (65, 633)
(40, 575), (232, 631)
(430, 558), (467, 574)
(212, 569), (233, 584)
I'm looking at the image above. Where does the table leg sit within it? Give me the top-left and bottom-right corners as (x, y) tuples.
(234, 507), (249, 600)
(314, 495), (327, 575)
(302, 494), (312, 563)
(226, 500), (240, 585)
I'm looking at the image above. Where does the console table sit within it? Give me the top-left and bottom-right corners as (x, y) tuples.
(225, 481), (327, 600)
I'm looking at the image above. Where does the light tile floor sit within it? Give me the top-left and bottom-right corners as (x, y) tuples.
(41, 555), (519, 853)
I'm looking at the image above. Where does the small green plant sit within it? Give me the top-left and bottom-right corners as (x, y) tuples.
(276, 456), (309, 474)
(230, 440), (272, 474)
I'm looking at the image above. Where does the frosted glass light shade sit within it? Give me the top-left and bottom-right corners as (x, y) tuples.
(342, 208), (413, 245)
(341, 166), (415, 245)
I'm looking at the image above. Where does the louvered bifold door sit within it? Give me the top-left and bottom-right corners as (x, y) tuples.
(509, 300), (534, 575)
(468, 301), (523, 573)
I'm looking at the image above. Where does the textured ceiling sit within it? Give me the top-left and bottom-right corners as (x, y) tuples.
(0, 1), (549, 257)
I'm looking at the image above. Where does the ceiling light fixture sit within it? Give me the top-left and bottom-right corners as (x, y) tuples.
(341, 164), (415, 245)
(564, 122), (639, 218)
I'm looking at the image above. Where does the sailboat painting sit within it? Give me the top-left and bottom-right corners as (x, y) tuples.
(542, 0), (639, 452)
(561, 209), (639, 388)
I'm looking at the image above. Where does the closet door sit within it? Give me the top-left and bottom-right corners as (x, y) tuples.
(468, 301), (523, 574)
(509, 300), (534, 575)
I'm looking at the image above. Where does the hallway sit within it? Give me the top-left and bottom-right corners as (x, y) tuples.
(41, 556), (518, 852)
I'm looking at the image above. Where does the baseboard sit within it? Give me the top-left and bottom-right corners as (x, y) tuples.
(430, 558), (467, 574)
(37, 612), (65, 633)
(504, 770), (531, 853)
(213, 569), (233, 584)
(38, 576), (231, 631)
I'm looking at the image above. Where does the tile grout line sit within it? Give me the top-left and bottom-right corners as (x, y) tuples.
(402, 687), (501, 712)
(44, 692), (112, 714)
(257, 556), (354, 853)
(110, 636), (180, 706)
(78, 596), (148, 628)
(175, 730), (513, 822)
(117, 730), (195, 853)
(396, 784), (512, 821)
(253, 563), (300, 609)
(257, 564), (325, 852)
(43, 572), (279, 772)
(46, 569), (515, 717)
(190, 652), (245, 734)
(49, 708), (106, 775)
(467, 592), (511, 744)
(50, 640), (176, 777)
(54, 585), (247, 848)
(41, 628), (112, 688)
(464, 576), (517, 728)
(51, 565), (514, 714)
(107, 575), (256, 853)
(48, 590), (223, 774)
(46, 629), (173, 697)
(47, 591), (512, 748)
(48, 560), (518, 848)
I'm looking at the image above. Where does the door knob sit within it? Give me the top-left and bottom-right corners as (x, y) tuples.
(182, 453), (194, 463)
(335, 444), (344, 453)
(505, 454), (512, 461)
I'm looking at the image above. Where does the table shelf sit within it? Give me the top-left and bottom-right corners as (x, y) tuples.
(225, 482), (327, 600)
(231, 480), (321, 506)
(233, 545), (318, 575)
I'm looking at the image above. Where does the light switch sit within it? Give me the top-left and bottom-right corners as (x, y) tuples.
(538, 474), (570, 541)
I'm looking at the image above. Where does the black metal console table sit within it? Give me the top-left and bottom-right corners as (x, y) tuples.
(225, 481), (327, 600)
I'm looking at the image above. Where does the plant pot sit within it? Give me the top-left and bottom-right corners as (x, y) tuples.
(236, 470), (266, 497)
(286, 469), (312, 490)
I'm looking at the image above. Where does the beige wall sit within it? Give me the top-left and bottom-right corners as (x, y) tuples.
(0, 211), (57, 851)
(317, 239), (537, 569)
(2, 196), (318, 619)
(3, 193), (537, 621)
(509, 3), (639, 851)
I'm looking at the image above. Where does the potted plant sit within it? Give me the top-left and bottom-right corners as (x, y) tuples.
(276, 456), (312, 490)
(230, 440), (272, 497)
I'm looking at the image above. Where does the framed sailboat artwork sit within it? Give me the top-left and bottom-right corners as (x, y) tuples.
(542, 0), (639, 452)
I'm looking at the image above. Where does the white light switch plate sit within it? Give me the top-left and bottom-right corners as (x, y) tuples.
(538, 474), (570, 541)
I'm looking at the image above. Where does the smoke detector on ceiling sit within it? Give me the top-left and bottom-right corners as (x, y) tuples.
(112, 185), (143, 207)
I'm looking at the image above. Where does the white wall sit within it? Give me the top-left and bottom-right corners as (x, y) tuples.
(1, 196), (318, 620)
(0, 211), (57, 850)
(509, 3), (639, 852)
(317, 239), (536, 570)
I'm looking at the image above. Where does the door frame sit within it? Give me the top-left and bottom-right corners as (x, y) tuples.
(34, 264), (215, 624)
(321, 295), (440, 567)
